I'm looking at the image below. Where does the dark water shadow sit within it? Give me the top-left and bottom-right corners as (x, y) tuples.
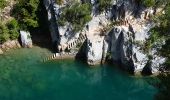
(153, 74), (170, 100)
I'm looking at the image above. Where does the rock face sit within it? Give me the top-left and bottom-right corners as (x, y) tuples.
(0, 40), (21, 54)
(20, 31), (33, 48)
(86, 37), (104, 65)
(44, 0), (166, 74)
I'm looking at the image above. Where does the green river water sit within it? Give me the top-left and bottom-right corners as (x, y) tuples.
(0, 47), (157, 100)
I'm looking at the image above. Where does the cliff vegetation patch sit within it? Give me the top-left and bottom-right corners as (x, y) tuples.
(57, 2), (92, 32)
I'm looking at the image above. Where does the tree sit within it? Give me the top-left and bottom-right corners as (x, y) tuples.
(0, 0), (7, 9)
(6, 19), (19, 40)
(0, 23), (9, 43)
(142, 0), (155, 7)
(55, 0), (64, 5)
(12, 0), (40, 30)
(97, 0), (112, 13)
(58, 3), (92, 32)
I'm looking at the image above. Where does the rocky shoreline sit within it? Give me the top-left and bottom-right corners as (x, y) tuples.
(43, 0), (167, 74)
(0, 40), (21, 54)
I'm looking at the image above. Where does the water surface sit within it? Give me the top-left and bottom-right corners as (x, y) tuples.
(0, 47), (157, 100)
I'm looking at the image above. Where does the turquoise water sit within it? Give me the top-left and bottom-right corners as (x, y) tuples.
(0, 47), (157, 100)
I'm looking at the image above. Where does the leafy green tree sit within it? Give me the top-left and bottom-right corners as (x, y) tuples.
(142, 0), (155, 7)
(58, 3), (92, 32)
(55, 0), (64, 5)
(151, 2), (170, 99)
(0, 0), (7, 9)
(96, 0), (112, 13)
(12, 0), (40, 30)
(0, 23), (9, 43)
(6, 19), (19, 40)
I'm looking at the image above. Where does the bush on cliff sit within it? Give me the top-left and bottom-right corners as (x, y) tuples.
(58, 3), (92, 32)
(0, 23), (10, 43)
(6, 19), (20, 40)
(55, 0), (64, 5)
(0, 0), (7, 9)
(12, 0), (40, 30)
(149, 2), (170, 99)
(142, 0), (155, 7)
(0, 19), (20, 43)
(96, 0), (112, 13)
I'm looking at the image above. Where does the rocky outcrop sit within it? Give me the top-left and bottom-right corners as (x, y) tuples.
(20, 31), (32, 48)
(44, 0), (166, 74)
(86, 36), (104, 65)
(0, 40), (21, 54)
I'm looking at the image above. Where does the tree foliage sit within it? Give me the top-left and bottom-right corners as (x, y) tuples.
(0, 19), (19, 43)
(151, 1), (170, 100)
(58, 3), (92, 32)
(55, 0), (64, 5)
(141, 0), (156, 7)
(0, 0), (7, 9)
(6, 19), (20, 40)
(0, 23), (9, 43)
(96, 0), (112, 13)
(12, 0), (40, 30)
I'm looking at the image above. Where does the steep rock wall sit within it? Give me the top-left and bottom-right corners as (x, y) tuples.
(44, 0), (165, 74)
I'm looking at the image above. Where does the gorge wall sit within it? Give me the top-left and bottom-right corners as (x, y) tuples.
(43, 0), (166, 74)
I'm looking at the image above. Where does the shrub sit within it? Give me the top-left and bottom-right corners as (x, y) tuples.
(58, 3), (92, 32)
(12, 0), (40, 30)
(6, 19), (19, 40)
(0, 23), (9, 43)
(96, 0), (112, 13)
(55, 0), (64, 5)
(0, 0), (7, 9)
(141, 0), (156, 7)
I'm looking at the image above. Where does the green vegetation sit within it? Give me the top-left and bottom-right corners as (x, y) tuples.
(55, 0), (64, 5)
(58, 3), (92, 32)
(0, 19), (19, 43)
(96, 0), (112, 13)
(0, 0), (7, 9)
(0, 23), (9, 43)
(12, 0), (40, 30)
(6, 19), (20, 40)
(143, 28), (164, 54)
(0, 0), (42, 43)
(146, 1), (170, 100)
(141, 0), (156, 7)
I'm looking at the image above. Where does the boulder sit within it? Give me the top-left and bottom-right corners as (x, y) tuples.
(86, 37), (104, 65)
(20, 31), (33, 48)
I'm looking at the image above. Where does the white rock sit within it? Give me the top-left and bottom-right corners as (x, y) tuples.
(86, 37), (104, 65)
(20, 31), (32, 48)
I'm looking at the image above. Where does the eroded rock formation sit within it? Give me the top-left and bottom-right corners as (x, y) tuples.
(44, 0), (166, 74)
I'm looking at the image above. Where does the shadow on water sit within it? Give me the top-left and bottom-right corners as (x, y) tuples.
(0, 47), (158, 100)
(153, 74), (170, 100)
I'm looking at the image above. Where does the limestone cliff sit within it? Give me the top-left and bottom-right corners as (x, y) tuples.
(44, 0), (166, 74)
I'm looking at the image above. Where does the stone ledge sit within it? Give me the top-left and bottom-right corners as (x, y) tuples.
(0, 40), (21, 54)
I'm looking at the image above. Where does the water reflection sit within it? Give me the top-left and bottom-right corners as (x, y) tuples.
(0, 47), (157, 100)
